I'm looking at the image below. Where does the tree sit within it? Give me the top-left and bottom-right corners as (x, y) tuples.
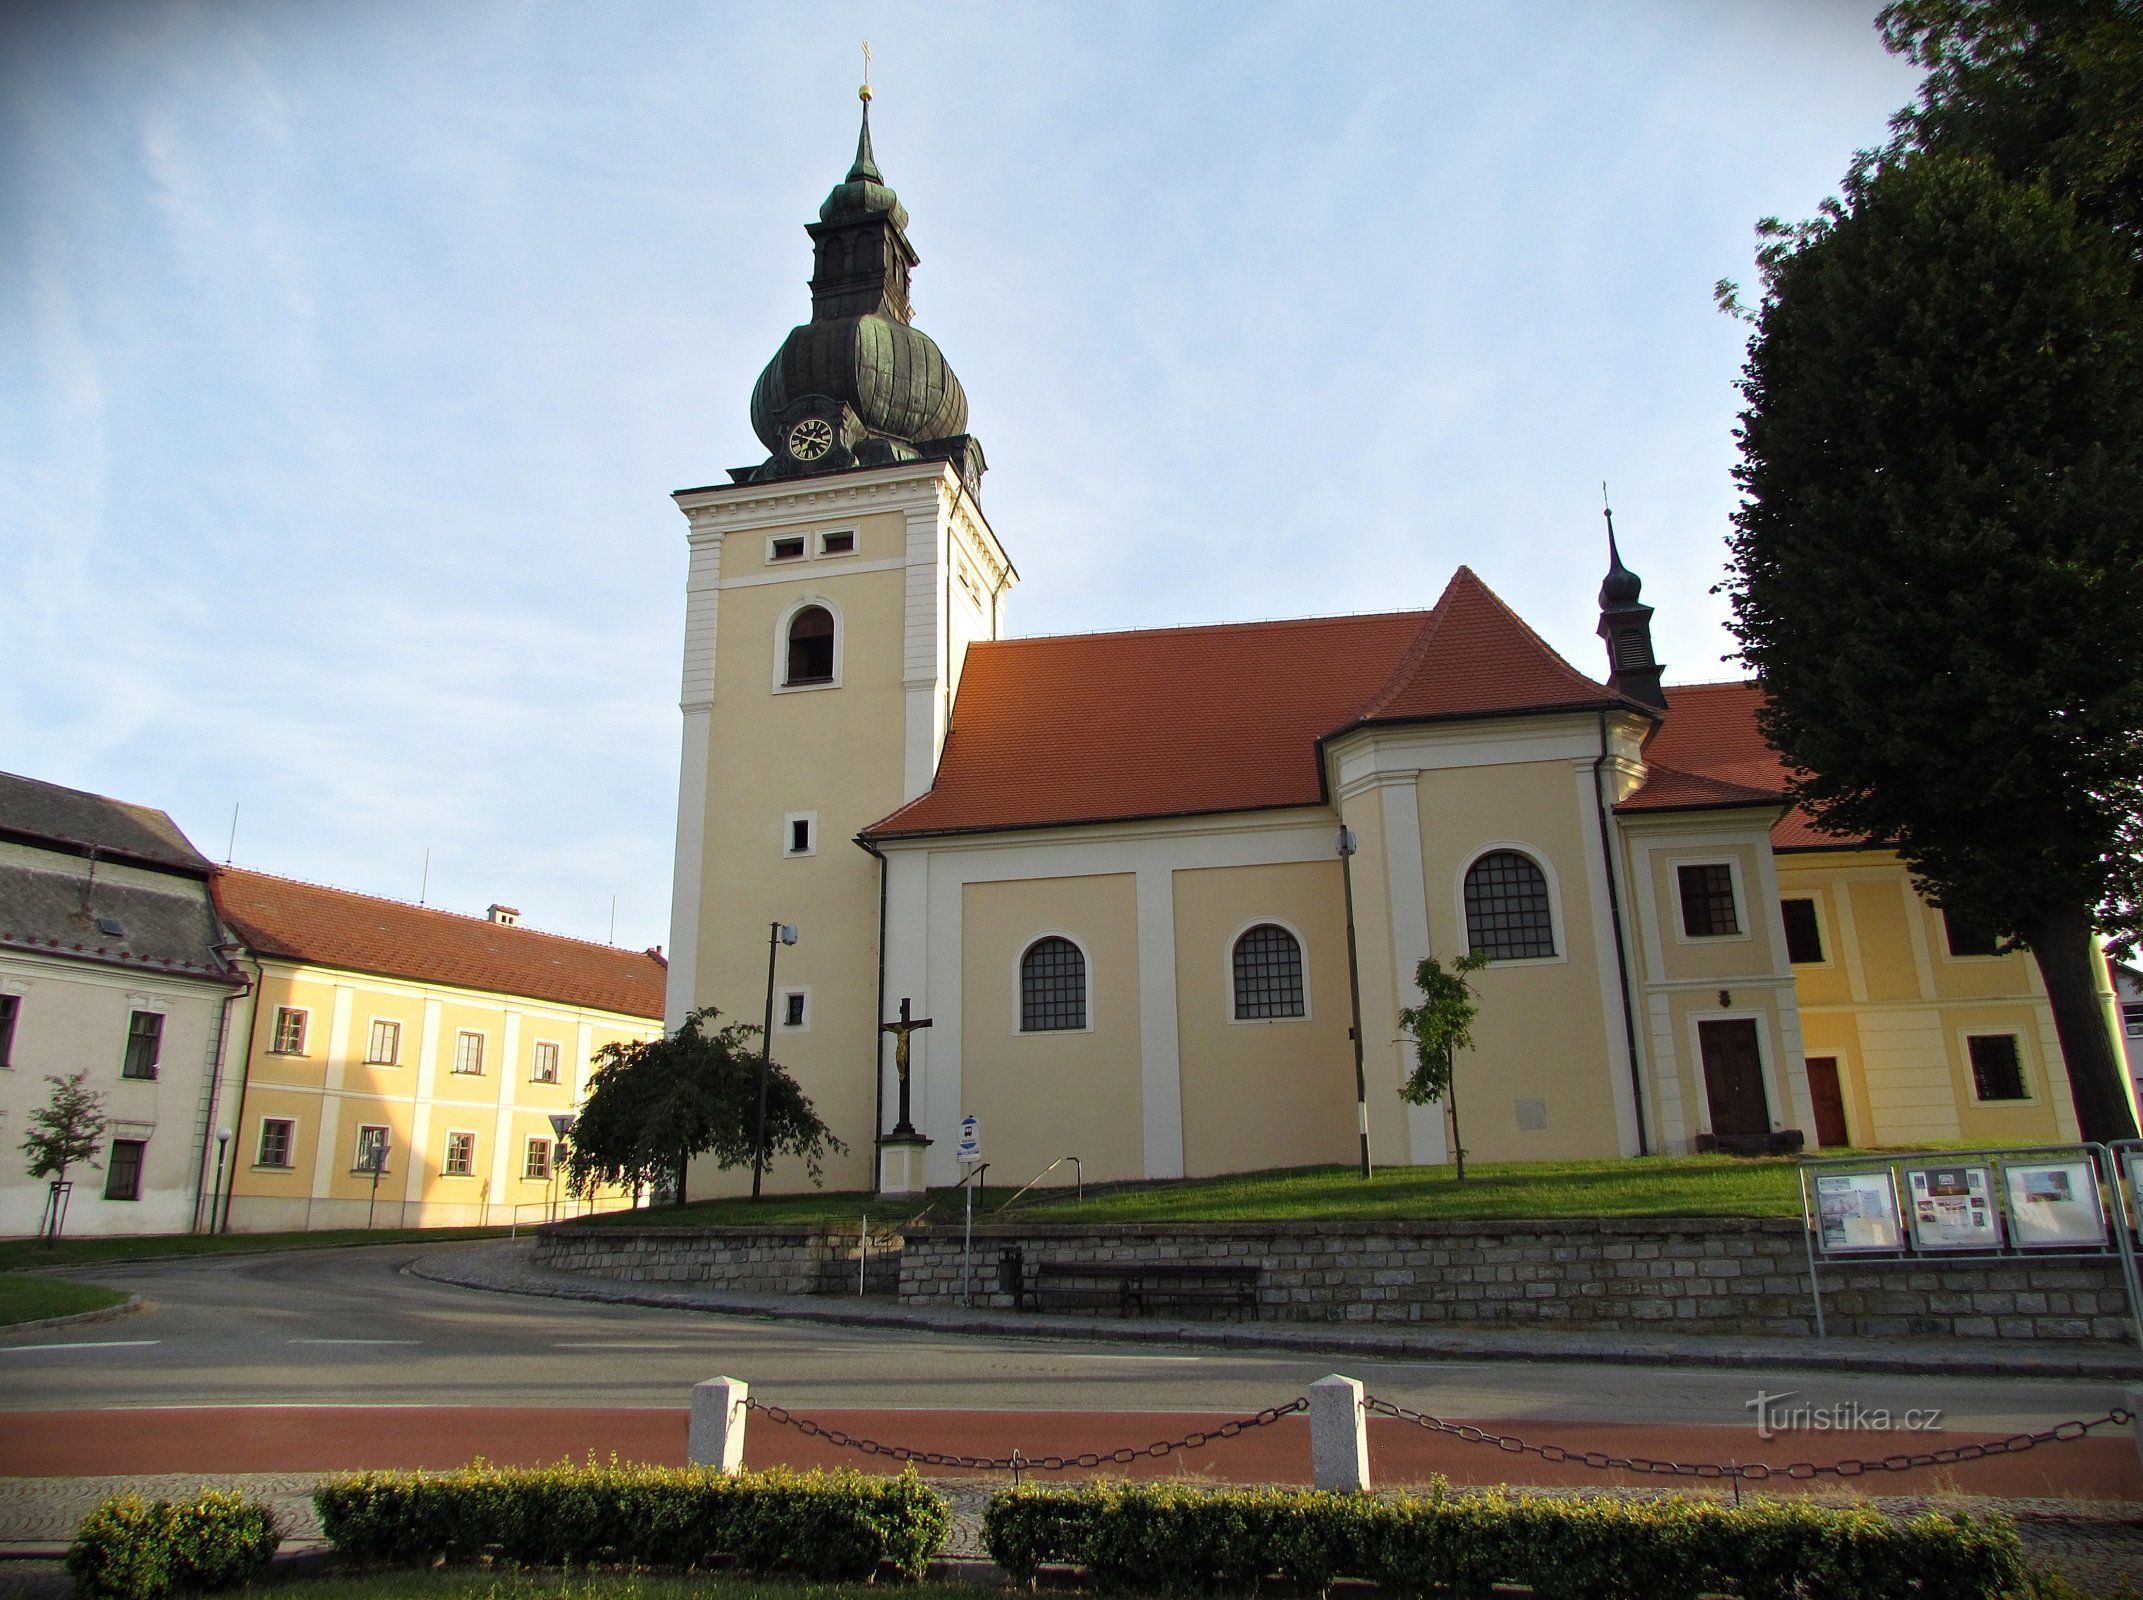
(22, 1072), (107, 1239)
(1725, 146), (2143, 1142)
(563, 1007), (842, 1205)
(1397, 953), (1489, 1179)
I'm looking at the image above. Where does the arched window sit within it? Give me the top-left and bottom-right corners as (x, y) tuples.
(1232, 924), (1305, 1019)
(785, 605), (835, 685)
(1019, 937), (1086, 1032)
(1464, 851), (1555, 959)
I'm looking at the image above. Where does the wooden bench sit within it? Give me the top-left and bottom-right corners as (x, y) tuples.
(1023, 1260), (1260, 1320)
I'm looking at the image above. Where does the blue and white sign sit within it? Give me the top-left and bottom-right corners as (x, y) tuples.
(956, 1115), (982, 1163)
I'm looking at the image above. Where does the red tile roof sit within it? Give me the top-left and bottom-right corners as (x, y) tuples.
(213, 868), (666, 1018)
(1624, 680), (1869, 849)
(867, 568), (1636, 840)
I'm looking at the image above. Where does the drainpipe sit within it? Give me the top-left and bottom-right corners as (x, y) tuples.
(1593, 712), (1649, 1155)
(217, 948), (268, 1232)
(192, 941), (251, 1232)
(858, 835), (889, 1154)
(1337, 823), (1372, 1178)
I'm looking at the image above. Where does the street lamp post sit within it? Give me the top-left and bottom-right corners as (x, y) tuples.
(1338, 825), (1372, 1179)
(753, 921), (799, 1200)
(208, 1127), (232, 1234)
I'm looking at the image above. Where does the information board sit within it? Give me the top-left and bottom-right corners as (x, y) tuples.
(1905, 1164), (1998, 1251)
(1814, 1171), (1902, 1254)
(2004, 1159), (2107, 1250)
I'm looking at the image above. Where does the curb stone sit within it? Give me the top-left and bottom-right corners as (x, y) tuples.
(0, 1294), (142, 1339)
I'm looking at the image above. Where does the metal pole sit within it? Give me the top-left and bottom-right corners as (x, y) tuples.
(1799, 1164), (1826, 1338)
(1338, 826), (1372, 1178)
(754, 921), (778, 1200)
(2092, 1144), (2143, 1350)
(208, 1131), (229, 1238)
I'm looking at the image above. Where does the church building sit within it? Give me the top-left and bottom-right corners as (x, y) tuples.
(664, 101), (2125, 1198)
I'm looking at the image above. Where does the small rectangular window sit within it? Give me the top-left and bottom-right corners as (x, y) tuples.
(1942, 908), (2000, 957)
(257, 1118), (295, 1168)
(1677, 864), (1740, 938)
(769, 536), (805, 562)
(781, 990), (806, 1029)
(354, 1124), (390, 1172)
(453, 1031), (485, 1075)
(443, 1131), (476, 1176)
(366, 1020), (401, 1065)
(820, 530), (855, 555)
(122, 1011), (163, 1080)
(524, 1137), (552, 1181)
(789, 818), (811, 854)
(104, 1139), (145, 1201)
(271, 1007), (308, 1054)
(0, 993), (17, 1069)
(531, 1040), (560, 1083)
(1780, 899), (1824, 964)
(2125, 1004), (2143, 1040)
(1967, 1034), (2027, 1101)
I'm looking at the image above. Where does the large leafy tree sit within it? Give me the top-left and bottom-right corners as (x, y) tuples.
(1726, 122), (2143, 1139)
(564, 1007), (842, 1205)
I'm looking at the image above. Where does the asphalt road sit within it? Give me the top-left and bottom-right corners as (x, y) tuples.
(1, 1243), (2133, 1435)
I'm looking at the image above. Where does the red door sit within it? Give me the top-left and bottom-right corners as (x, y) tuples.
(1805, 1057), (1849, 1148)
(1698, 1019), (1770, 1140)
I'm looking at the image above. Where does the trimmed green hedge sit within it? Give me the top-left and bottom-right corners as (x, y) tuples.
(313, 1462), (949, 1580)
(66, 1490), (280, 1600)
(982, 1480), (2031, 1600)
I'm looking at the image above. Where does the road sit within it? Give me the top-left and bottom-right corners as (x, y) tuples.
(1, 1243), (2129, 1430)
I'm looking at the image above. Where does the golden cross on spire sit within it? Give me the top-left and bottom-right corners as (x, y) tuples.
(860, 39), (873, 103)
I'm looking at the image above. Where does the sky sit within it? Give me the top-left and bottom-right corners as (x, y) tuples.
(1, 2), (1926, 955)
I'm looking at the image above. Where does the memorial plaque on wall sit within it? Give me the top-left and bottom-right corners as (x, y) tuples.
(1906, 1164), (1999, 1251)
(1814, 1171), (1903, 1253)
(2003, 1159), (2108, 1250)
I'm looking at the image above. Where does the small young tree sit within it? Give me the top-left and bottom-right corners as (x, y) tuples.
(22, 1072), (107, 1240)
(1397, 953), (1489, 1180)
(564, 1007), (842, 1205)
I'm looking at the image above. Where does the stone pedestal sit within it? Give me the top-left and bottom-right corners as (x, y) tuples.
(877, 1132), (931, 1198)
(689, 1375), (748, 1474)
(1309, 1373), (1369, 1492)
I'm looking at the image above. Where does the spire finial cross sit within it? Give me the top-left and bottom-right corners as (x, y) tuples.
(860, 39), (873, 102)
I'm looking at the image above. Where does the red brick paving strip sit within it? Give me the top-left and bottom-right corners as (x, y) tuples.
(2, 1409), (2134, 1500)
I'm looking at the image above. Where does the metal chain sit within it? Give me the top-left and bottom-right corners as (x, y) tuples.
(746, 1396), (1308, 1474)
(1362, 1396), (2136, 1483)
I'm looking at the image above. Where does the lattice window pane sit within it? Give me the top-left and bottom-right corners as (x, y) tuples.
(1677, 863), (1741, 938)
(1233, 924), (1305, 1018)
(1020, 937), (1086, 1031)
(1968, 1034), (2026, 1101)
(1465, 852), (1556, 959)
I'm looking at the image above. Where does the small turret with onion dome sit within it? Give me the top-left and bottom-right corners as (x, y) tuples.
(1596, 491), (1666, 711)
(732, 81), (984, 495)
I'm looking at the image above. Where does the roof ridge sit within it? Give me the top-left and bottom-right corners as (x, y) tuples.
(981, 607), (1436, 649)
(216, 866), (656, 959)
(1666, 677), (1762, 692)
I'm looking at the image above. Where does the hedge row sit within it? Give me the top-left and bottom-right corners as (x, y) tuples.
(982, 1480), (2031, 1600)
(311, 1461), (949, 1580)
(66, 1491), (280, 1600)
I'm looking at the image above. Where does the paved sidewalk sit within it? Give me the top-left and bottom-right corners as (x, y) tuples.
(412, 1238), (2143, 1379)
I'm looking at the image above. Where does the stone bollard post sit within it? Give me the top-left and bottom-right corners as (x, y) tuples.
(2129, 1386), (2142, 1475)
(1309, 1373), (1370, 1492)
(689, 1376), (749, 1474)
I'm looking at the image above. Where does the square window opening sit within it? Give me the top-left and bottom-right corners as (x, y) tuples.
(525, 1138), (553, 1181)
(769, 536), (806, 562)
(271, 1006), (307, 1054)
(257, 1118), (295, 1168)
(531, 1040), (560, 1084)
(782, 990), (806, 1029)
(1781, 899), (1825, 964)
(1967, 1034), (2028, 1101)
(452, 1032), (485, 1075)
(1677, 863), (1741, 938)
(820, 531), (855, 555)
(443, 1131), (476, 1177)
(104, 1138), (145, 1201)
(122, 1011), (163, 1080)
(788, 817), (812, 854)
(366, 1019), (401, 1065)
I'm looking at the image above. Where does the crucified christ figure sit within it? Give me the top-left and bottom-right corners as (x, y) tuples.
(881, 996), (933, 1136)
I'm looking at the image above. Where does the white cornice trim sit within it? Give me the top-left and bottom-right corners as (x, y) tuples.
(870, 805), (1341, 857)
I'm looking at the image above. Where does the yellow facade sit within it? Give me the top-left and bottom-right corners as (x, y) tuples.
(223, 959), (657, 1231)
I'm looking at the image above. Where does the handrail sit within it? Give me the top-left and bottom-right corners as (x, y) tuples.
(997, 1155), (1082, 1212)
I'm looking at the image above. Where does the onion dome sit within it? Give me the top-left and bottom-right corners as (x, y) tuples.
(1596, 497), (1666, 711)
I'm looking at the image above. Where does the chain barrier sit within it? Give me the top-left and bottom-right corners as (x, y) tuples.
(1362, 1395), (2135, 1485)
(746, 1396), (1308, 1481)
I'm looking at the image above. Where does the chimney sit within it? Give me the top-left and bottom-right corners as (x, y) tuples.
(487, 904), (521, 926)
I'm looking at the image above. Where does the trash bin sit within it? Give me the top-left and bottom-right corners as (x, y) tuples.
(998, 1245), (1025, 1308)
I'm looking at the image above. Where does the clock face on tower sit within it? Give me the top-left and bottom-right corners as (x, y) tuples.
(786, 418), (835, 462)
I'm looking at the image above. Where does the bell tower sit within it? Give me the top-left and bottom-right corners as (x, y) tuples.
(661, 88), (1016, 1197)
(1596, 501), (1666, 712)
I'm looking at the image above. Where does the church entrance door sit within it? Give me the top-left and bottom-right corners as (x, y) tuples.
(1805, 1056), (1849, 1147)
(1698, 1018), (1769, 1140)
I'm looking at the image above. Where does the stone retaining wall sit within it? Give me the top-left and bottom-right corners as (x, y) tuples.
(532, 1223), (901, 1296)
(900, 1220), (2134, 1342)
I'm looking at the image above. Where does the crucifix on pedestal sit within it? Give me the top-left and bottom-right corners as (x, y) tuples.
(881, 997), (932, 1136)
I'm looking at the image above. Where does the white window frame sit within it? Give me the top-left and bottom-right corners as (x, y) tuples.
(524, 1136), (553, 1181)
(452, 1030), (486, 1076)
(364, 1018), (402, 1065)
(255, 1116), (297, 1169)
(778, 986), (810, 1032)
(771, 595), (843, 693)
(270, 1006), (309, 1055)
(2123, 1003), (2143, 1041)
(766, 532), (808, 563)
(1224, 917), (1312, 1024)
(1961, 1028), (2036, 1105)
(529, 1038), (561, 1084)
(1453, 843), (1568, 968)
(442, 1129), (478, 1177)
(783, 811), (818, 858)
(818, 528), (858, 557)
(1014, 931), (1095, 1036)
(1668, 855), (1751, 946)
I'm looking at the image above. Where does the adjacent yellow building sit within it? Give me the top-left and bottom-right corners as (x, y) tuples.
(210, 869), (665, 1231)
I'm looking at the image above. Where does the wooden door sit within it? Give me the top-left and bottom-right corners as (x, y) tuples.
(1698, 1019), (1770, 1140)
(1805, 1056), (1849, 1148)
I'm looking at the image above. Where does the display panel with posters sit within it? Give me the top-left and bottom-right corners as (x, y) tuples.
(1814, 1171), (1903, 1254)
(1905, 1164), (2000, 1251)
(2003, 1159), (2108, 1250)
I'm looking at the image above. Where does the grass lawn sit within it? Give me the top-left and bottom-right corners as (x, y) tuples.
(573, 1152), (1815, 1232)
(0, 1224), (515, 1275)
(0, 1273), (129, 1326)
(259, 1576), (995, 1600)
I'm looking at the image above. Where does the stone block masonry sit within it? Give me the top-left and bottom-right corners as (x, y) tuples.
(534, 1216), (2134, 1343)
